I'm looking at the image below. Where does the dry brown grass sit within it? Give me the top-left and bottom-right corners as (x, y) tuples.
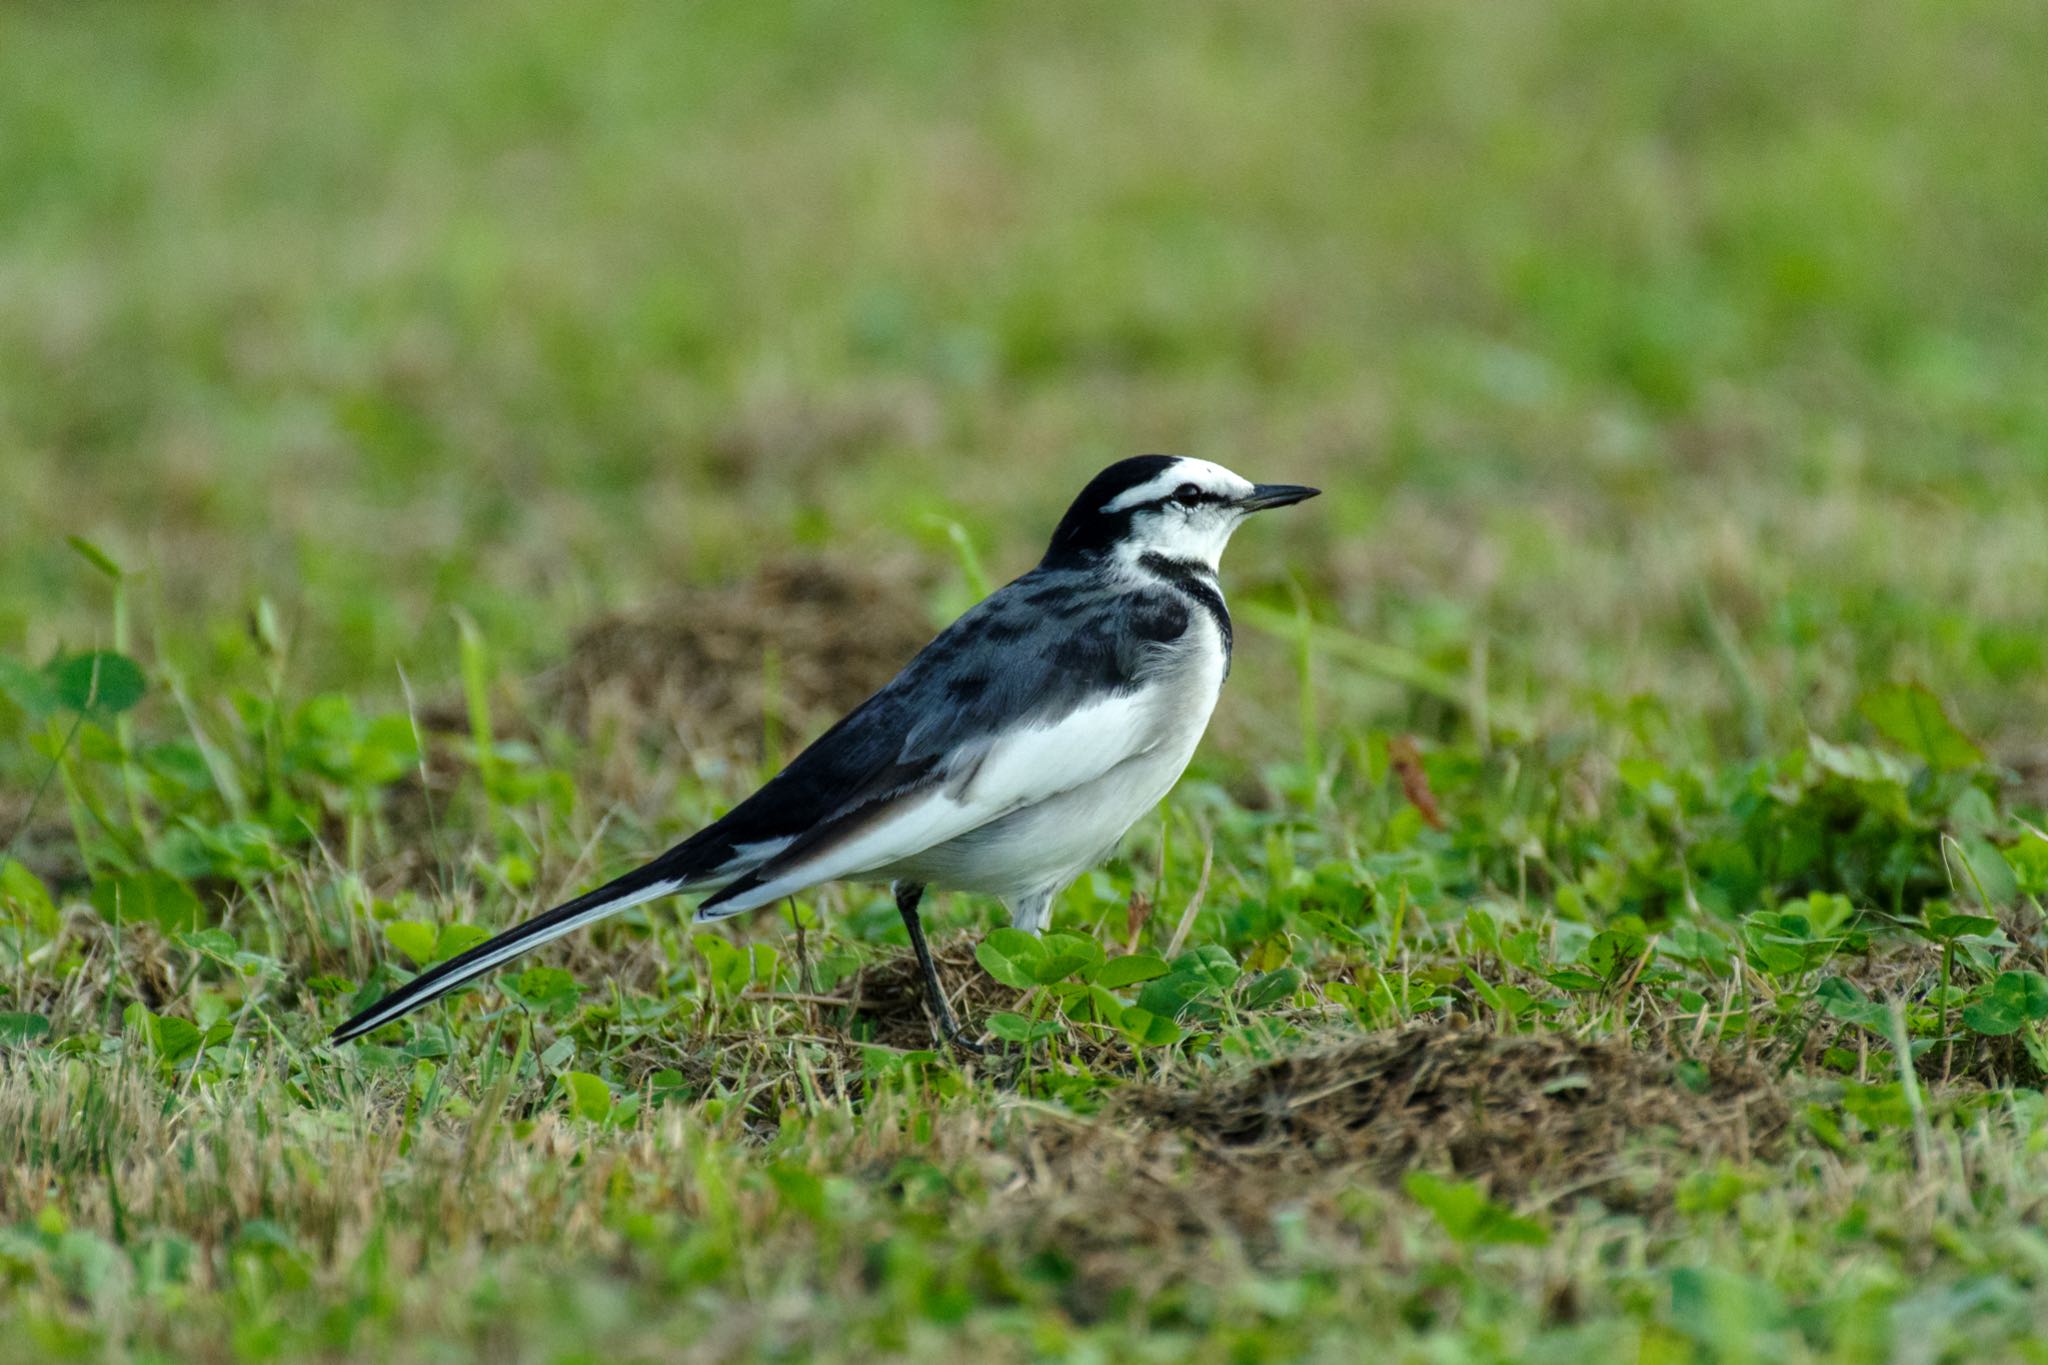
(830, 937), (1027, 1052)
(1118, 1025), (1788, 1204)
(540, 553), (939, 762)
(870, 1023), (1795, 1323)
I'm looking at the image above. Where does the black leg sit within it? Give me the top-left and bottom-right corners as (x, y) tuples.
(895, 881), (982, 1055)
(787, 896), (815, 996)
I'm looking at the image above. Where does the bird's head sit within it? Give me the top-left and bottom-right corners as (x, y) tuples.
(1042, 455), (1319, 572)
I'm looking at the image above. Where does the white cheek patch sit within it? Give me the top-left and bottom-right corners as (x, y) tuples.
(1109, 508), (1240, 576)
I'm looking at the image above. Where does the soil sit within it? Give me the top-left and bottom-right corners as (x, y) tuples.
(944, 1021), (1794, 1320)
(1120, 1024), (1787, 1203)
(540, 553), (938, 761)
(835, 936), (1026, 1052)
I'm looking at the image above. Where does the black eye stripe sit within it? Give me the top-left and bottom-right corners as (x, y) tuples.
(1162, 483), (1225, 508)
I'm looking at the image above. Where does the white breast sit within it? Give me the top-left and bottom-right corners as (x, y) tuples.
(884, 605), (1228, 901)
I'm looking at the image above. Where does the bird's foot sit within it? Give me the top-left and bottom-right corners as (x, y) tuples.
(940, 1022), (986, 1057)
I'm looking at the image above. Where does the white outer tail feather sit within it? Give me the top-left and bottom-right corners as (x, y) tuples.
(330, 877), (685, 1042)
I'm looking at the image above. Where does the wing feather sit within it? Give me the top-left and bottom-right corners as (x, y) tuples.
(695, 689), (1164, 917)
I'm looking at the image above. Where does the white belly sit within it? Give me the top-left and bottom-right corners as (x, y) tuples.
(893, 733), (1201, 896)
(878, 613), (1226, 901)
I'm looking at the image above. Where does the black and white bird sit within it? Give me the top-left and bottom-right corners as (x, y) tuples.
(331, 456), (1318, 1051)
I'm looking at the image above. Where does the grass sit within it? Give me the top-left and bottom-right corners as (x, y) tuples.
(5, 0), (2048, 1358)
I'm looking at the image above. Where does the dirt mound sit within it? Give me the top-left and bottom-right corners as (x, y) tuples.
(961, 1025), (1791, 1320)
(369, 555), (938, 891)
(813, 967), (1788, 1203)
(833, 937), (1025, 1051)
(1123, 1026), (1787, 1202)
(543, 554), (938, 759)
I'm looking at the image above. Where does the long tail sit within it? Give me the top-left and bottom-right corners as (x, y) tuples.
(329, 852), (708, 1045)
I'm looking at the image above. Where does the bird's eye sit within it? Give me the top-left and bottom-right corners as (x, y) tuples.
(1173, 482), (1203, 504)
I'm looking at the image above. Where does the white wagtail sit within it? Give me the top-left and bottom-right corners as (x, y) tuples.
(331, 456), (1318, 1051)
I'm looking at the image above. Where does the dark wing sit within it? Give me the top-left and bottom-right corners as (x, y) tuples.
(694, 572), (1193, 915)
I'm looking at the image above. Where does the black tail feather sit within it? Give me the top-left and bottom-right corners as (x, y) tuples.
(328, 849), (702, 1044)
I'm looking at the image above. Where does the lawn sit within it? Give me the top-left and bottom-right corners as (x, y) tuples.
(4, 0), (2048, 1359)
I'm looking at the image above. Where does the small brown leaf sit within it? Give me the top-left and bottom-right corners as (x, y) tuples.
(1389, 734), (1448, 830)
(1124, 891), (1154, 955)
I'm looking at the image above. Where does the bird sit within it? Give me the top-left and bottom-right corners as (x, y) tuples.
(330, 455), (1319, 1052)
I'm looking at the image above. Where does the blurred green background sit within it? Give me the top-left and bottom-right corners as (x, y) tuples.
(8, 4), (2048, 1358)
(3, 0), (2045, 748)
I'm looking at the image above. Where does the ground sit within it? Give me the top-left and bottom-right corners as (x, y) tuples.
(4, 0), (2048, 1360)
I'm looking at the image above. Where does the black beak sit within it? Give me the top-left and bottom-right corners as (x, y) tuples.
(1238, 483), (1321, 511)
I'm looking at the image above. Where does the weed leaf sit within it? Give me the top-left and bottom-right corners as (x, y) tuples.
(1094, 953), (1170, 988)
(1032, 932), (1104, 984)
(1962, 971), (2048, 1036)
(561, 1071), (613, 1121)
(0, 1012), (51, 1046)
(975, 929), (1046, 989)
(985, 1011), (1061, 1043)
(383, 921), (439, 967)
(1404, 1171), (1549, 1246)
(1241, 966), (1303, 1010)
(48, 651), (147, 715)
(1860, 683), (1984, 772)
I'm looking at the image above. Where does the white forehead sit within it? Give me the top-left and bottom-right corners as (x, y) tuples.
(1100, 458), (1255, 513)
